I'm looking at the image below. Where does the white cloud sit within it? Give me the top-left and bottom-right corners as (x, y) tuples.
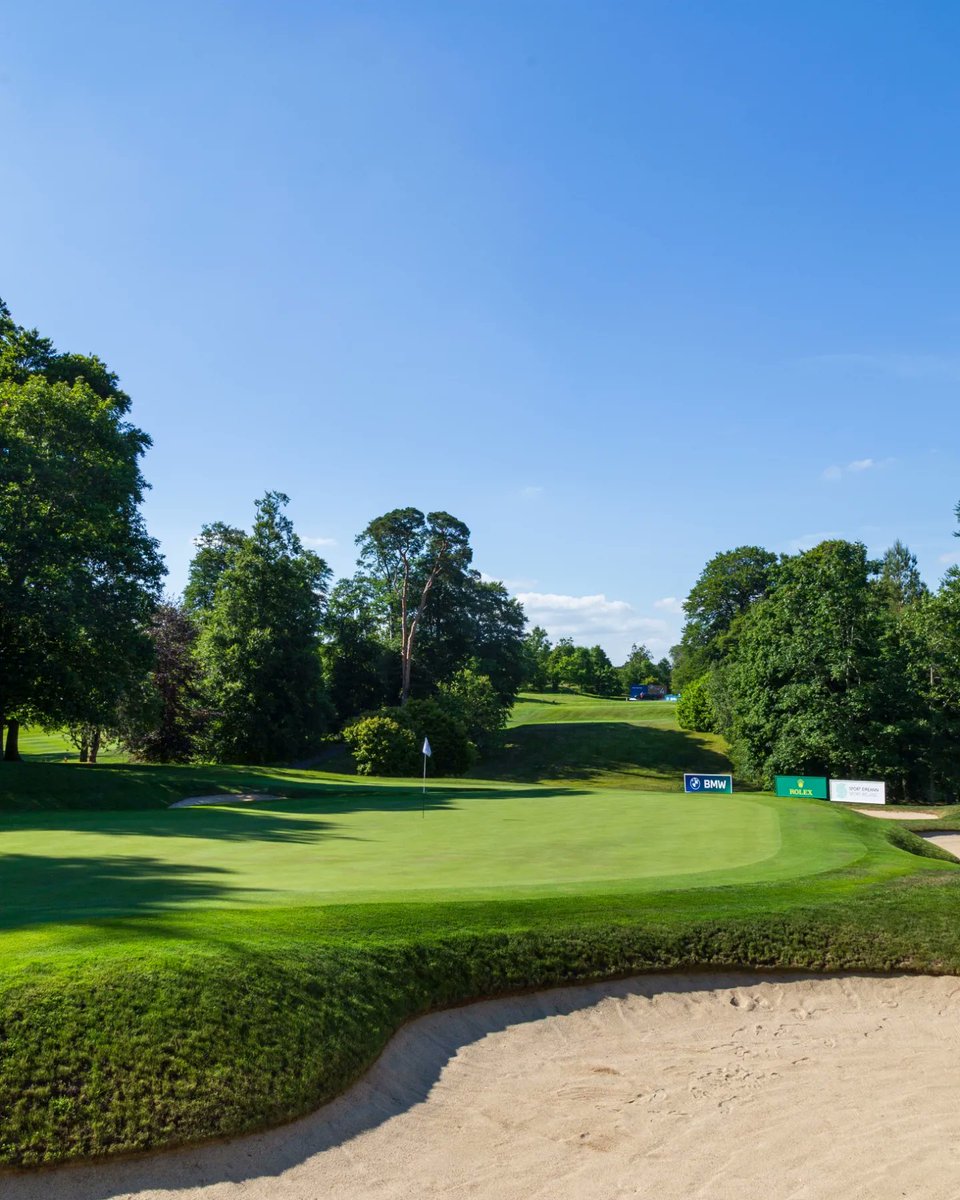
(939, 550), (960, 565)
(822, 457), (888, 481)
(302, 535), (338, 548)
(653, 596), (685, 614)
(516, 591), (676, 661)
(519, 485), (544, 499)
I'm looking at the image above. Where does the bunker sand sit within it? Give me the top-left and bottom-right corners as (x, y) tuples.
(8, 972), (960, 1200)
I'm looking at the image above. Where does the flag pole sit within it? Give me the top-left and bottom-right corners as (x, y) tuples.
(421, 736), (431, 817)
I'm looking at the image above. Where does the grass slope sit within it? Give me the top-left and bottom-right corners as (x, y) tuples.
(1, 693), (959, 1167)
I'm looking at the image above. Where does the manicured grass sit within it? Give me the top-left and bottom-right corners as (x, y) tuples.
(2, 692), (960, 1168)
(18, 727), (126, 764)
(486, 692), (730, 788)
(0, 788), (909, 928)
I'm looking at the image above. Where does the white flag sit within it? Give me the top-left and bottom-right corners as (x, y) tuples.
(422, 737), (432, 757)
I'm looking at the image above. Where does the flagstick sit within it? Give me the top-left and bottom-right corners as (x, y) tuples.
(422, 752), (426, 817)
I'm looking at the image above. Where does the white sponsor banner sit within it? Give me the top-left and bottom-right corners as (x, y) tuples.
(829, 779), (886, 805)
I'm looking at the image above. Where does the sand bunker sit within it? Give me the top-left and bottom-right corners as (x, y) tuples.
(168, 793), (277, 809)
(8, 971), (960, 1200)
(922, 832), (960, 859)
(852, 806), (939, 820)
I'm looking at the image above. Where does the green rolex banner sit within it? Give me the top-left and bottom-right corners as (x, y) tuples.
(775, 775), (828, 799)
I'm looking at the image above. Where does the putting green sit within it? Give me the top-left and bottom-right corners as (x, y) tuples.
(0, 786), (875, 927)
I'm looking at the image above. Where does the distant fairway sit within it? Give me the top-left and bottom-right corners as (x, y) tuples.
(483, 692), (729, 787)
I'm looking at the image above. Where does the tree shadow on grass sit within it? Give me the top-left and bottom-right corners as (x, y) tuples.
(0, 759), (591, 816)
(0, 786), (590, 844)
(0, 970), (828, 1200)
(476, 722), (732, 784)
(0, 853), (255, 931)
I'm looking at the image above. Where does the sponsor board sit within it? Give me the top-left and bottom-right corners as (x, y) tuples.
(775, 775), (828, 799)
(683, 773), (733, 794)
(829, 779), (886, 805)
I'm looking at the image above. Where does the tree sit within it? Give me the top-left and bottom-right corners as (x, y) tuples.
(196, 492), (332, 763)
(355, 508), (473, 704)
(878, 540), (926, 613)
(588, 645), (621, 696)
(675, 674), (716, 733)
(719, 541), (919, 796)
(0, 301), (164, 759)
(437, 666), (509, 751)
(321, 578), (396, 726)
(674, 546), (778, 689)
(120, 601), (207, 763)
(902, 570), (960, 802)
(183, 522), (246, 616)
(521, 626), (553, 691)
(618, 642), (667, 693)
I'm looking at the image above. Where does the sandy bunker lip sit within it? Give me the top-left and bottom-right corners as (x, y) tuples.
(168, 793), (279, 809)
(7, 971), (960, 1200)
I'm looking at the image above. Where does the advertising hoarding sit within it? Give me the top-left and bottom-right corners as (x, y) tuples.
(683, 773), (733, 794)
(775, 775), (828, 799)
(828, 779), (886, 805)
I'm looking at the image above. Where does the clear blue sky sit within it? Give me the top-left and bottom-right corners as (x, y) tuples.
(3, 2), (959, 660)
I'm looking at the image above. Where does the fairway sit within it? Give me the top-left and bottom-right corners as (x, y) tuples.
(0, 786), (876, 926)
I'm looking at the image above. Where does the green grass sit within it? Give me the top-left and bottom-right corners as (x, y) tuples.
(2, 692), (960, 1167)
(18, 727), (127, 764)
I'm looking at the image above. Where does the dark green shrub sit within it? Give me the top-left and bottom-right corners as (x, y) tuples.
(436, 667), (508, 752)
(342, 715), (418, 776)
(397, 698), (475, 775)
(676, 673), (716, 733)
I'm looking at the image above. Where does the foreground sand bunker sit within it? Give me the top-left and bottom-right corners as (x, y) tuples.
(8, 972), (960, 1200)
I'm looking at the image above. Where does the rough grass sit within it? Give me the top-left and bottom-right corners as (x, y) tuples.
(3, 693), (960, 1168)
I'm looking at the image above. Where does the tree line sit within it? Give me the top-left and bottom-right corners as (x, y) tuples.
(520, 629), (671, 697)
(673, 535), (960, 802)
(0, 301), (534, 770)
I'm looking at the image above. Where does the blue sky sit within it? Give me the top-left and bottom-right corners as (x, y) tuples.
(2, 1), (959, 660)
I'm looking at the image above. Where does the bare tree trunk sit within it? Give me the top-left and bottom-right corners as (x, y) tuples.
(78, 732), (89, 764)
(4, 718), (21, 762)
(89, 728), (101, 765)
(399, 545), (448, 705)
(400, 651), (413, 706)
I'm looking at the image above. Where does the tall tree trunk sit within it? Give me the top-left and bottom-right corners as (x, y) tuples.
(89, 728), (101, 765)
(400, 649), (412, 705)
(4, 718), (21, 762)
(78, 733), (89, 764)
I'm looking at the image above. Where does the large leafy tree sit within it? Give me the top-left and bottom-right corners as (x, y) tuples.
(0, 301), (164, 759)
(355, 508), (473, 704)
(196, 492), (332, 763)
(183, 522), (246, 616)
(120, 601), (207, 763)
(673, 545), (778, 689)
(321, 578), (396, 725)
(719, 540), (919, 797)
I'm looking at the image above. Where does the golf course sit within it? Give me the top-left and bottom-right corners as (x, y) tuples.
(3, 694), (960, 1170)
